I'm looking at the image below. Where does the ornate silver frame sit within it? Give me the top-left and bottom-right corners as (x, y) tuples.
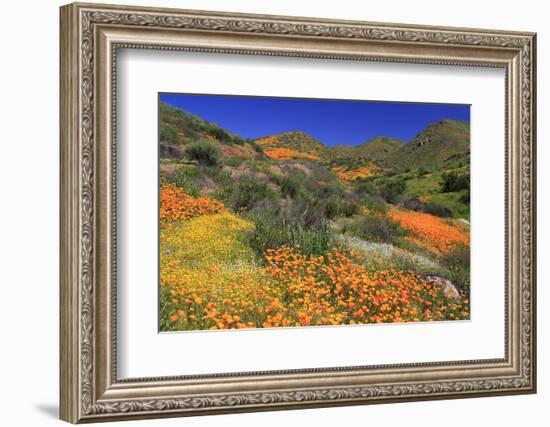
(60, 2), (537, 423)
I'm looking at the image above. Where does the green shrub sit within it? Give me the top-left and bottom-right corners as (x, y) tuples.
(248, 140), (266, 158)
(173, 171), (201, 197)
(319, 180), (345, 198)
(320, 195), (360, 219)
(342, 214), (407, 245)
(380, 179), (406, 204)
(352, 181), (388, 212)
(364, 194), (388, 212)
(323, 196), (342, 220)
(224, 157), (244, 167)
(417, 167), (429, 177)
(440, 171), (470, 193)
(425, 202), (453, 218)
(287, 223), (334, 257)
(440, 244), (470, 294)
(160, 164), (202, 196)
(280, 174), (305, 199)
(185, 140), (221, 167)
(207, 126), (231, 143)
(159, 144), (185, 160)
(228, 176), (276, 212)
(245, 211), (334, 260)
(160, 124), (177, 145)
(232, 136), (246, 145)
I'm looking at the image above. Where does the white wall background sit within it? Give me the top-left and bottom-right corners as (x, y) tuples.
(0, 0), (545, 426)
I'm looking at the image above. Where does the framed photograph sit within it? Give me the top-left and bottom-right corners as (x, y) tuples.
(60, 2), (537, 423)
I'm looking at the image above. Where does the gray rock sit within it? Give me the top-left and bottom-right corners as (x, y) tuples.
(424, 275), (460, 300)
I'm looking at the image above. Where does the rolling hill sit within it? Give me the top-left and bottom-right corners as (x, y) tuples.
(160, 102), (469, 176)
(254, 131), (330, 161)
(388, 119), (469, 170)
(159, 101), (262, 161)
(331, 136), (404, 161)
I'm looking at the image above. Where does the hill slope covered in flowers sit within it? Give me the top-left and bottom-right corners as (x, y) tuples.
(159, 102), (471, 331)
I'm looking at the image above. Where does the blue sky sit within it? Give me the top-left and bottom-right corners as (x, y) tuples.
(160, 93), (470, 147)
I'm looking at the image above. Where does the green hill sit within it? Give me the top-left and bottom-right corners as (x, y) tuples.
(254, 131), (330, 160)
(388, 119), (469, 170)
(159, 102), (257, 158)
(330, 137), (403, 161)
(355, 136), (405, 160)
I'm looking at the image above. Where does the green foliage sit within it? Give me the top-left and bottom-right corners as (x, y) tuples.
(341, 214), (407, 245)
(245, 211), (334, 260)
(388, 120), (470, 170)
(173, 170), (201, 197)
(224, 157), (244, 167)
(228, 176), (276, 212)
(424, 202), (453, 218)
(428, 192), (470, 220)
(380, 179), (406, 204)
(319, 179), (345, 198)
(280, 173), (304, 198)
(207, 126), (232, 143)
(363, 194), (388, 213)
(440, 171), (470, 193)
(160, 164), (202, 197)
(439, 244), (470, 294)
(331, 136), (404, 162)
(351, 181), (387, 213)
(417, 166), (429, 177)
(248, 140), (266, 158)
(160, 124), (177, 145)
(160, 102), (247, 146)
(185, 140), (221, 167)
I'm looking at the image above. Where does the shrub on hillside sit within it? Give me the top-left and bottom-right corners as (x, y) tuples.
(404, 197), (453, 218)
(417, 167), (429, 177)
(173, 172), (201, 197)
(185, 140), (221, 167)
(341, 213), (407, 245)
(245, 211), (334, 259)
(160, 124), (177, 145)
(425, 202), (453, 218)
(440, 171), (470, 193)
(228, 176), (276, 212)
(403, 198), (426, 212)
(224, 157), (244, 167)
(440, 244), (470, 294)
(321, 195), (360, 219)
(380, 179), (406, 204)
(207, 126), (231, 143)
(280, 173), (305, 199)
(318, 180), (345, 198)
(352, 181), (388, 212)
(248, 140), (266, 158)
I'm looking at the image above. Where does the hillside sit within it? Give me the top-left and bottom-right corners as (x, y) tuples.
(335, 136), (405, 161)
(158, 102), (472, 332)
(159, 102), (262, 161)
(328, 136), (405, 181)
(159, 102), (470, 218)
(255, 131), (330, 161)
(388, 119), (469, 170)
